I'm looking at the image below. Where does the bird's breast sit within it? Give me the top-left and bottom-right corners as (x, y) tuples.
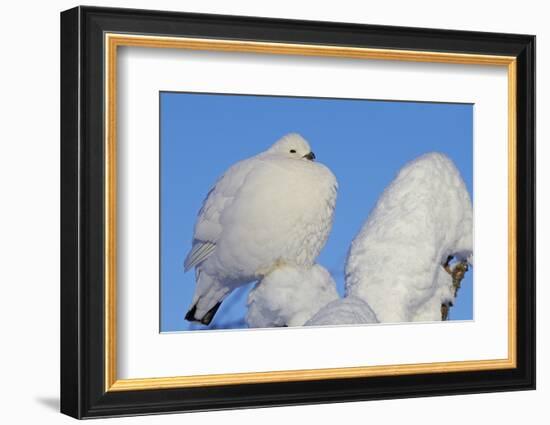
(213, 159), (337, 279)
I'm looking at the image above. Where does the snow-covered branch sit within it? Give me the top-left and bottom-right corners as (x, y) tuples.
(247, 264), (339, 327)
(345, 152), (473, 323)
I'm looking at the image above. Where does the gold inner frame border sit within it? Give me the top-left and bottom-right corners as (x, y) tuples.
(104, 33), (517, 392)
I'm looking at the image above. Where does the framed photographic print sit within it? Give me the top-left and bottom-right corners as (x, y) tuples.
(60, 6), (535, 419)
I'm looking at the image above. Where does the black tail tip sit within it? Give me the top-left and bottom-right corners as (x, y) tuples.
(185, 304), (198, 322)
(185, 301), (222, 326)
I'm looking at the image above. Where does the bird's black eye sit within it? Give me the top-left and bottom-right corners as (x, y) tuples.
(290, 149), (296, 153)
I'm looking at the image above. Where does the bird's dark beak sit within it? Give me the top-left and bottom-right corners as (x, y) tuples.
(303, 151), (315, 161)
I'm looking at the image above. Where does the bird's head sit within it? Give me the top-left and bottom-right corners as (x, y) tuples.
(266, 133), (316, 161)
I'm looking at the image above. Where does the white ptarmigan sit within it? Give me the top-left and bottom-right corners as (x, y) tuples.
(345, 152), (473, 323)
(184, 133), (338, 325)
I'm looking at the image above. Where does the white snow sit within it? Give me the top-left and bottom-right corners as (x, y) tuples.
(184, 133), (338, 322)
(345, 152), (473, 323)
(246, 264), (339, 328)
(412, 265), (456, 322)
(305, 296), (378, 326)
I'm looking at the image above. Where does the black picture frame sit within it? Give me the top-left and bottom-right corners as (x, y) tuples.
(61, 5), (535, 419)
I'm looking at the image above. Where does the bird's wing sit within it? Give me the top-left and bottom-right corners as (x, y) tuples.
(184, 157), (258, 271)
(184, 240), (217, 272)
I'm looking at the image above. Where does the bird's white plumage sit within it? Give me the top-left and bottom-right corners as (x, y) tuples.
(345, 152), (473, 323)
(184, 241), (216, 272)
(246, 264), (339, 328)
(185, 133), (338, 321)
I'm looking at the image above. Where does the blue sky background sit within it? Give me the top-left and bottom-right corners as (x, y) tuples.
(160, 92), (473, 332)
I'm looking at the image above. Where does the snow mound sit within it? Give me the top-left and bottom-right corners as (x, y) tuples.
(305, 296), (378, 326)
(412, 264), (455, 321)
(345, 152), (473, 323)
(246, 264), (339, 328)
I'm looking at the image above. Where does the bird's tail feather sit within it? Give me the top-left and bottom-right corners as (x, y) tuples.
(185, 301), (222, 325)
(185, 271), (229, 325)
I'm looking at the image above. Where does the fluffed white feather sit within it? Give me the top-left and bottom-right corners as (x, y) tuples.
(184, 241), (216, 272)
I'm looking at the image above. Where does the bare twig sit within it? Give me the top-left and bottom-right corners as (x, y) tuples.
(441, 256), (469, 321)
